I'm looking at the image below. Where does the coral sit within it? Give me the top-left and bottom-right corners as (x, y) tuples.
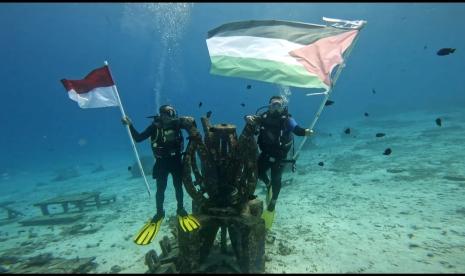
(0, 255), (19, 265)
(278, 241), (292, 256)
(110, 265), (122, 273)
(24, 253), (53, 267)
(61, 223), (102, 236)
(51, 167), (80, 182)
(10, 254), (98, 273)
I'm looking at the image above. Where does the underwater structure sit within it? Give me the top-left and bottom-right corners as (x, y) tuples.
(0, 201), (24, 226)
(19, 192), (117, 226)
(145, 113), (266, 273)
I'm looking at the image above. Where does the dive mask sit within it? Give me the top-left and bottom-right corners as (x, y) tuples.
(160, 105), (177, 118)
(269, 99), (284, 113)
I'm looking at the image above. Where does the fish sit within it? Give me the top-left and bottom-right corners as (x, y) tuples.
(435, 118), (442, 127)
(383, 148), (392, 155)
(436, 48), (455, 56)
(246, 84), (252, 89)
(325, 100), (335, 106)
(128, 166), (132, 171)
(241, 103), (245, 107)
(318, 162), (324, 166)
(423, 45), (427, 50)
(206, 111), (212, 118)
(198, 102), (202, 108)
(376, 133), (386, 138)
(372, 89), (376, 94)
(364, 112), (369, 117)
(344, 128), (351, 135)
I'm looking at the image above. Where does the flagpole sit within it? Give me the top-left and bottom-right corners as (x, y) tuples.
(293, 28), (364, 161)
(104, 61), (152, 197)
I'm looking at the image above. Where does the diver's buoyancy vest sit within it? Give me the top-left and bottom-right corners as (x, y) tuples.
(150, 117), (184, 158)
(257, 111), (293, 159)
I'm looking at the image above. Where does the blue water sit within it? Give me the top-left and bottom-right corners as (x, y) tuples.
(1, 3), (465, 273)
(1, 3), (464, 170)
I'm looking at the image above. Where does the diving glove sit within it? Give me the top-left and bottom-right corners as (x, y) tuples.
(305, 129), (314, 136)
(121, 116), (132, 126)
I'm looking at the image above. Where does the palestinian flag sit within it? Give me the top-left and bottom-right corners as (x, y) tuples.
(206, 20), (359, 90)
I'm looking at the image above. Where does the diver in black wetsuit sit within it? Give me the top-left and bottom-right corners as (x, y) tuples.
(122, 105), (193, 220)
(245, 95), (314, 229)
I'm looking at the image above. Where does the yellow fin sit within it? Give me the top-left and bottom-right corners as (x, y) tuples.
(134, 218), (163, 245)
(261, 209), (275, 230)
(178, 214), (201, 232)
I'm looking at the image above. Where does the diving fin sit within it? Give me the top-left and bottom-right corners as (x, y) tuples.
(134, 214), (164, 246)
(177, 209), (201, 232)
(262, 209), (275, 230)
(262, 199), (277, 230)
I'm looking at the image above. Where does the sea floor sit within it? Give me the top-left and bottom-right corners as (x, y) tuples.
(0, 106), (464, 273)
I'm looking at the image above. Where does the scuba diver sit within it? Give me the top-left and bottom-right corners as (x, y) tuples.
(245, 95), (313, 230)
(122, 104), (200, 245)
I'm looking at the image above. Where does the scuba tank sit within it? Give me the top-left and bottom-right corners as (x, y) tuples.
(255, 106), (296, 172)
(149, 115), (184, 158)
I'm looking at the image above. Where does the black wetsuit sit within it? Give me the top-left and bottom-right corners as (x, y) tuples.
(128, 117), (185, 215)
(256, 111), (307, 210)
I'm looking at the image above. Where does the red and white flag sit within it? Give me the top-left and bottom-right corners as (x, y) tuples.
(61, 65), (119, 108)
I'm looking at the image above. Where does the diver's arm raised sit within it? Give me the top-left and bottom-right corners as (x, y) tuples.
(121, 116), (155, 142)
(287, 117), (313, 136)
(241, 115), (261, 138)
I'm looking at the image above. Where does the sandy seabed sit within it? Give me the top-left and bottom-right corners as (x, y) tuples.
(1, 107), (464, 273)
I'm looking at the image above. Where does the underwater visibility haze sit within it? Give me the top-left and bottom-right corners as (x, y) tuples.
(0, 3), (465, 273)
